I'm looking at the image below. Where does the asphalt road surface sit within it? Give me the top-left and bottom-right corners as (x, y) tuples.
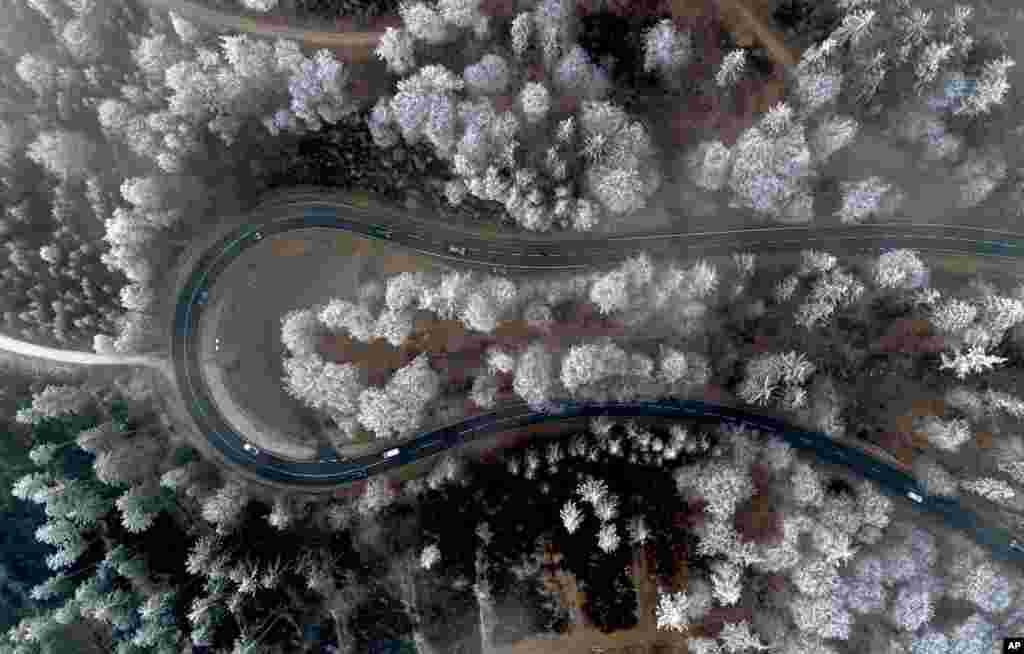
(171, 194), (1024, 564)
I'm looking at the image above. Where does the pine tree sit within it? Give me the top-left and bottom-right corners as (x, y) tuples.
(939, 346), (1007, 379)
(716, 49), (747, 88)
(874, 249), (927, 290)
(420, 544), (441, 570)
(377, 27), (417, 75)
(597, 522), (620, 553)
(959, 477), (1015, 503)
(115, 484), (160, 534)
(655, 591), (690, 632)
(719, 620), (770, 652)
(400, 1), (451, 44)
(560, 499), (584, 533)
(513, 343), (555, 407)
(200, 481), (248, 534)
(955, 56), (1015, 116)
(642, 19), (692, 77)
(519, 81), (550, 123)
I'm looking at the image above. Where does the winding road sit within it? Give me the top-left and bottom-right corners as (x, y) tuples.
(167, 192), (1024, 563)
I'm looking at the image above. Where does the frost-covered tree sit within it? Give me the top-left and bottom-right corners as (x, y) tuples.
(377, 27), (417, 75)
(374, 307), (416, 347)
(461, 275), (518, 333)
(580, 100), (660, 215)
(918, 416), (972, 452)
(810, 521), (858, 565)
(560, 499), (584, 533)
(559, 340), (630, 395)
(874, 249), (928, 290)
(420, 544), (441, 570)
(737, 351), (815, 408)
(510, 11), (531, 57)
(115, 484), (160, 534)
(912, 458), (958, 497)
(959, 477), (1015, 504)
(519, 81), (550, 123)
(689, 638), (723, 654)
(267, 495), (302, 531)
(280, 308), (322, 357)
(692, 461), (754, 520)
(15, 385), (92, 424)
(358, 353), (439, 439)
(469, 374), (498, 409)
(685, 140), (732, 191)
(358, 477), (397, 516)
(642, 19), (692, 78)
(953, 560), (1013, 615)
(717, 49), (747, 87)
(857, 480), (893, 530)
(930, 298), (977, 334)
(939, 346), (1008, 379)
(954, 56), (1014, 116)
(462, 53), (510, 95)
(200, 481), (249, 534)
(810, 115), (858, 164)
(94, 438), (162, 486)
(319, 299), (375, 342)
(594, 494), (619, 522)
(719, 620), (770, 653)
(26, 129), (97, 182)
(953, 148), (1007, 209)
(763, 436), (795, 473)
(399, 1), (451, 44)
(711, 560), (744, 606)
(577, 477), (609, 506)
(835, 176), (902, 224)
(655, 591), (690, 632)
(844, 557), (889, 615)
(283, 356), (364, 417)
(627, 515), (650, 545)
(597, 522), (620, 553)
(792, 558), (840, 597)
(891, 581), (937, 632)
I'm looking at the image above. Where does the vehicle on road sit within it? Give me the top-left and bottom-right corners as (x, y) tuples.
(1011, 540), (1024, 553)
(196, 289), (209, 304)
(907, 491), (924, 503)
(383, 448), (401, 459)
(447, 245), (468, 256)
(253, 231), (262, 240)
(368, 225), (393, 239)
(242, 443), (261, 456)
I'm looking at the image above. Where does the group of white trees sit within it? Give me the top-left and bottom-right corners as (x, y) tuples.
(923, 283), (1024, 379)
(371, 0), (664, 232)
(280, 303), (442, 441)
(679, 0), (1016, 225)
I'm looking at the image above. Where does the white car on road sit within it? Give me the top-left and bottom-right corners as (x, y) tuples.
(383, 448), (401, 459)
(907, 491), (924, 503)
(447, 245), (468, 256)
(242, 443), (261, 456)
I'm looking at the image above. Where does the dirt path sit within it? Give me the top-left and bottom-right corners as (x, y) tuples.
(0, 334), (167, 371)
